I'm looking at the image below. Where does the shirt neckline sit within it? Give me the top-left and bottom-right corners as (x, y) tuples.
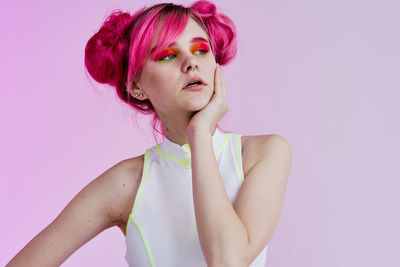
(156, 127), (227, 161)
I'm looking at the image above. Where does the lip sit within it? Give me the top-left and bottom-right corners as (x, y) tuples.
(183, 84), (205, 91)
(183, 76), (205, 89)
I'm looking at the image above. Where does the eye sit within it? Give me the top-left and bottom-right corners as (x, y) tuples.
(156, 48), (178, 63)
(158, 54), (177, 62)
(191, 43), (210, 56)
(193, 49), (208, 55)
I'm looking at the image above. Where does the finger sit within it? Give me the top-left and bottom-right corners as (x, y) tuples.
(219, 65), (226, 97)
(217, 64), (226, 98)
(214, 63), (220, 95)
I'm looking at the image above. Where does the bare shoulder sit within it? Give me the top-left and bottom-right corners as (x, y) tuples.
(106, 154), (145, 233)
(241, 134), (292, 177)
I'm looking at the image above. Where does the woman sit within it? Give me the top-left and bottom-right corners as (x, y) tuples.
(7, 0), (292, 266)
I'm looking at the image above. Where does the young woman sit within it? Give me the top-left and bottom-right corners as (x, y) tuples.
(7, 1), (292, 266)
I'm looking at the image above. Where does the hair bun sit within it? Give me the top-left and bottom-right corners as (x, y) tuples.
(84, 10), (132, 87)
(191, 0), (237, 65)
(100, 11), (131, 47)
(191, 0), (217, 18)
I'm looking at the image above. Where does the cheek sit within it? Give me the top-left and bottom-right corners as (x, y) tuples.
(206, 57), (217, 73)
(144, 70), (175, 94)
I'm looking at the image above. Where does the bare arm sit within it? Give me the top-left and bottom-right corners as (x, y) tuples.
(6, 159), (137, 266)
(189, 131), (291, 266)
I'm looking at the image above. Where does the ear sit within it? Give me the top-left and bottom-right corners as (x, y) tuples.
(126, 81), (149, 101)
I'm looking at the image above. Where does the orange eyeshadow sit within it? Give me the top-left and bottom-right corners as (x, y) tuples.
(156, 48), (177, 60)
(191, 43), (209, 54)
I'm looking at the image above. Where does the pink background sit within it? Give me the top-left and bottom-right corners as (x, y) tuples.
(1, 0), (399, 266)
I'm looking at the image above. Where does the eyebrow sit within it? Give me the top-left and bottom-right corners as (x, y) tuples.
(150, 37), (209, 55)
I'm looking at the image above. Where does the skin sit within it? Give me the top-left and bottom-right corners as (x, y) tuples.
(117, 12), (258, 233)
(7, 13), (291, 267)
(127, 16), (218, 145)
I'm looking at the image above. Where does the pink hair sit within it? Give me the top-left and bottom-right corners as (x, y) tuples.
(84, 0), (237, 141)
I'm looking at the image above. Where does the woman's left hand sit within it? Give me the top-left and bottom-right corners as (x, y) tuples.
(186, 63), (229, 137)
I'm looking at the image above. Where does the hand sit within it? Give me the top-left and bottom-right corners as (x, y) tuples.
(186, 63), (229, 137)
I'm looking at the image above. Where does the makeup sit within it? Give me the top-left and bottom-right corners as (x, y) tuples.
(156, 48), (178, 62)
(155, 41), (210, 62)
(190, 43), (209, 55)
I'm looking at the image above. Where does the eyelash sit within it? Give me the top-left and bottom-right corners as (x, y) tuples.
(157, 44), (210, 62)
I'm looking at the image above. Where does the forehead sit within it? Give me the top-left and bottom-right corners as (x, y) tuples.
(177, 16), (209, 41)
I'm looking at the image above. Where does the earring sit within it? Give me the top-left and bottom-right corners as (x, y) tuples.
(126, 84), (144, 98)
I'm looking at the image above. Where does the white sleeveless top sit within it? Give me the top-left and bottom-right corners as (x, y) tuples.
(124, 128), (268, 266)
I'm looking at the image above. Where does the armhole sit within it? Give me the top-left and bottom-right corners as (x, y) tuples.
(235, 134), (245, 184)
(126, 148), (150, 234)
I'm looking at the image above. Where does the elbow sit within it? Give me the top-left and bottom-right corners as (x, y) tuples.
(206, 228), (250, 267)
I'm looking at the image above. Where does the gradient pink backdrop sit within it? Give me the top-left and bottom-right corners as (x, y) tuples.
(1, 0), (399, 266)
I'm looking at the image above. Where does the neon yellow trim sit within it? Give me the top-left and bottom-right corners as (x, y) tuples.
(235, 135), (245, 183)
(184, 143), (191, 153)
(131, 217), (156, 267)
(125, 149), (155, 266)
(126, 148), (150, 233)
(155, 133), (231, 169)
(156, 144), (192, 169)
(216, 133), (230, 156)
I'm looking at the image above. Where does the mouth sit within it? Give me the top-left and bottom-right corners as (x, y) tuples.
(183, 77), (205, 89)
(183, 83), (205, 91)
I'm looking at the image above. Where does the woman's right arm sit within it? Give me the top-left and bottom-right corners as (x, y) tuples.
(6, 158), (138, 266)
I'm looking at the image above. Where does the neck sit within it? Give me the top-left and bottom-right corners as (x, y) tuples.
(158, 110), (196, 146)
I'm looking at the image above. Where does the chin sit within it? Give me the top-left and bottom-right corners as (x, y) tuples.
(187, 94), (212, 110)
(185, 102), (206, 112)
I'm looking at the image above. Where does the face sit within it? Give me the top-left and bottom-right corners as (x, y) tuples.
(130, 16), (217, 115)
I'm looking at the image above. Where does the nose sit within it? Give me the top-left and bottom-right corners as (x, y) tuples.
(181, 53), (199, 72)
